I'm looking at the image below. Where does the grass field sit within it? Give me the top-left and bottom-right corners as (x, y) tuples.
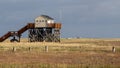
(0, 38), (120, 68)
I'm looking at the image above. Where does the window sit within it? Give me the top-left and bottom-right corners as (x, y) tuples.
(42, 20), (44, 22)
(45, 20), (47, 22)
(36, 20), (38, 22)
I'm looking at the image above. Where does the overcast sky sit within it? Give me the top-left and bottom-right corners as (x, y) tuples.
(0, 0), (120, 38)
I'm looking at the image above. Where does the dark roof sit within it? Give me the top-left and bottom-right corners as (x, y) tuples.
(41, 15), (54, 20)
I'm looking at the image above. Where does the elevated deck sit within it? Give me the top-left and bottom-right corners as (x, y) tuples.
(0, 23), (61, 42)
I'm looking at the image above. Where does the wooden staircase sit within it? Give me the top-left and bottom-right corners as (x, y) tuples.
(0, 23), (34, 42)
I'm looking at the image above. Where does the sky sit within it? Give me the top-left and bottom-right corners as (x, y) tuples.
(0, 0), (120, 38)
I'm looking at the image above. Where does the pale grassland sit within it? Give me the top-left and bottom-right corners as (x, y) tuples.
(0, 38), (120, 68)
(0, 38), (115, 51)
(1, 38), (120, 51)
(1, 38), (120, 53)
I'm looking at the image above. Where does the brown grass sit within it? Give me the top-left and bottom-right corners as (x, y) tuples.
(0, 38), (120, 68)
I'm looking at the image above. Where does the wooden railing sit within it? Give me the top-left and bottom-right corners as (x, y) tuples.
(0, 23), (61, 42)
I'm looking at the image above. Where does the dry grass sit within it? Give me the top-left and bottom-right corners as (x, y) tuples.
(0, 38), (120, 68)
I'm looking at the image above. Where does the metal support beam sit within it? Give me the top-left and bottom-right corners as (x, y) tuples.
(54, 29), (60, 42)
(10, 31), (21, 42)
(28, 29), (36, 42)
(28, 28), (61, 42)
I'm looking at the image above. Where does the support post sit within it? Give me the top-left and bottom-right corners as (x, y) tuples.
(112, 46), (115, 53)
(12, 47), (16, 52)
(45, 46), (48, 52)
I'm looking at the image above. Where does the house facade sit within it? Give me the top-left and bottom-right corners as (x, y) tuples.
(35, 15), (54, 28)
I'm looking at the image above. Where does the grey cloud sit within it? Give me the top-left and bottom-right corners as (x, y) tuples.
(0, 0), (120, 38)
